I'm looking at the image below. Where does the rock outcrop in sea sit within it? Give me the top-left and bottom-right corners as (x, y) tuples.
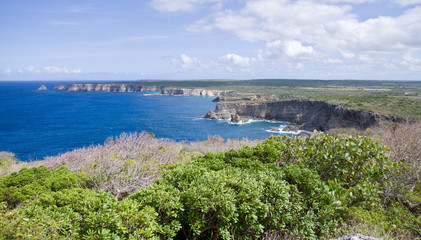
(204, 99), (406, 131)
(54, 83), (237, 97)
(37, 85), (47, 91)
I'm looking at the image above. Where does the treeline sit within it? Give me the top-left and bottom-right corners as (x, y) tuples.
(1, 130), (420, 239)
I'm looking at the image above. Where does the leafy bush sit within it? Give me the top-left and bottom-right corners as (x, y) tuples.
(1, 133), (419, 239)
(227, 134), (392, 206)
(345, 203), (421, 239)
(130, 139), (345, 239)
(0, 166), (80, 209)
(0, 188), (161, 239)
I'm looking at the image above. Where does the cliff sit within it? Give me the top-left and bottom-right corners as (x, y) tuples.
(204, 100), (406, 131)
(160, 88), (237, 97)
(54, 83), (237, 97)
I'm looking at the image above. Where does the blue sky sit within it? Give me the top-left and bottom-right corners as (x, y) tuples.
(1, 0), (420, 81)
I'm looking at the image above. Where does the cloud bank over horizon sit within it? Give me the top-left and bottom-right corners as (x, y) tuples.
(1, 0), (420, 80)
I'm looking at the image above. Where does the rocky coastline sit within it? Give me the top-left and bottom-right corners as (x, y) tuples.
(54, 83), (408, 132)
(204, 99), (407, 131)
(54, 83), (237, 97)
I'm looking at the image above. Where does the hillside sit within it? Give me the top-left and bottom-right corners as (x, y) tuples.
(1, 122), (420, 239)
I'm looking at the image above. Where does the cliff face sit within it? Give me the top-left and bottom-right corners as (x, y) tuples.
(204, 100), (405, 131)
(54, 83), (237, 97)
(160, 88), (237, 97)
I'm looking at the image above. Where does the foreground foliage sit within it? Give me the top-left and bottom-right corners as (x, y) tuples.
(1, 133), (420, 239)
(0, 166), (80, 209)
(6, 133), (261, 198)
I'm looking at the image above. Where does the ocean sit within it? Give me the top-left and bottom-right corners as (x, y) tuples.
(0, 81), (292, 161)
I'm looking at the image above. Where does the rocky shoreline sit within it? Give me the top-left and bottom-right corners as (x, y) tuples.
(54, 83), (237, 97)
(54, 83), (409, 132)
(203, 99), (407, 132)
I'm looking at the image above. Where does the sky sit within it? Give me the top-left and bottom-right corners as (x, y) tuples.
(0, 0), (421, 81)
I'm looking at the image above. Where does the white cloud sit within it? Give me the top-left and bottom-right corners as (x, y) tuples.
(14, 66), (82, 75)
(295, 62), (304, 70)
(3, 68), (11, 74)
(17, 66), (40, 74)
(154, 0), (421, 79)
(321, 0), (377, 4)
(188, 0), (421, 56)
(219, 53), (254, 70)
(324, 58), (344, 64)
(401, 53), (421, 70)
(192, 0), (353, 42)
(170, 54), (206, 70)
(150, 0), (225, 13)
(266, 40), (316, 59)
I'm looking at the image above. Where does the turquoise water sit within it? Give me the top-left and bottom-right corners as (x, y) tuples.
(0, 81), (290, 161)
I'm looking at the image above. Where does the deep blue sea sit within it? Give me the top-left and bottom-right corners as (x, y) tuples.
(0, 81), (292, 161)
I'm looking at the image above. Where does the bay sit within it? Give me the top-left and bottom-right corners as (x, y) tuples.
(0, 81), (290, 161)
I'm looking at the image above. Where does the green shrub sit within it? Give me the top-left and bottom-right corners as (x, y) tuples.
(130, 146), (343, 239)
(225, 134), (392, 207)
(230, 134), (390, 187)
(0, 166), (80, 209)
(0, 188), (163, 240)
(2, 133), (417, 239)
(346, 203), (421, 238)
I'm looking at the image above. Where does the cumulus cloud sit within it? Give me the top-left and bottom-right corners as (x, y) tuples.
(218, 53), (254, 71)
(150, 0), (225, 13)
(17, 66), (40, 74)
(150, 0), (421, 78)
(169, 54), (206, 70)
(266, 40), (317, 59)
(191, 0), (352, 42)
(14, 66), (82, 75)
(188, 0), (421, 56)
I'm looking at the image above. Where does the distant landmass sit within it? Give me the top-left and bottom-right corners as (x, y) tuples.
(54, 83), (237, 97)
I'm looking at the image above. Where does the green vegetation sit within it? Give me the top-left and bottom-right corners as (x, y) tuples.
(123, 79), (421, 119)
(0, 166), (80, 209)
(1, 132), (420, 239)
